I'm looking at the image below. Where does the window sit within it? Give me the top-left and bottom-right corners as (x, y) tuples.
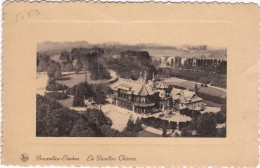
(141, 97), (145, 103)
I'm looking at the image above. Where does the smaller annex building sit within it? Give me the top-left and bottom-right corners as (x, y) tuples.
(170, 88), (203, 111)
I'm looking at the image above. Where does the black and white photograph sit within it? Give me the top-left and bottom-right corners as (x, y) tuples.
(36, 41), (227, 137)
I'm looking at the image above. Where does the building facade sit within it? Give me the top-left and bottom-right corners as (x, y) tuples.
(110, 72), (203, 114)
(110, 72), (172, 114)
(171, 88), (203, 111)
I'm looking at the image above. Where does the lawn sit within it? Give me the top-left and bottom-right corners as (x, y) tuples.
(138, 130), (162, 137)
(57, 96), (74, 107)
(56, 71), (109, 88)
(102, 104), (132, 132)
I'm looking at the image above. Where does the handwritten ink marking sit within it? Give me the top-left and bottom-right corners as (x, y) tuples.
(16, 13), (24, 22)
(27, 10), (40, 18)
(16, 9), (40, 22)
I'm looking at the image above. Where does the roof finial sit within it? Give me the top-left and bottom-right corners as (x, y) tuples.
(152, 72), (155, 81)
(144, 71), (147, 84)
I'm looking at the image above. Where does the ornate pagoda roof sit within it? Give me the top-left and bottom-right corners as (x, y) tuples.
(171, 88), (202, 104)
(156, 79), (168, 89)
(110, 77), (155, 96)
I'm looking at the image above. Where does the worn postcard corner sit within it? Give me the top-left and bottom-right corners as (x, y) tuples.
(1, 1), (260, 167)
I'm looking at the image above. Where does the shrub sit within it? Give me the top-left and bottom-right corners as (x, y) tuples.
(70, 119), (97, 137)
(46, 83), (68, 91)
(73, 82), (94, 107)
(75, 60), (83, 74)
(216, 127), (226, 137)
(133, 118), (143, 132)
(36, 94), (125, 137)
(45, 92), (68, 100)
(174, 132), (180, 137)
(57, 76), (71, 81)
(125, 117), (143, 132)
(196, 113), (217, 137)
(70, 85), (78, 95)
(47, 62), (62, 79)
(61, 61), (74, 72)
(125, 119), (134, 131)
(215, 112), (226, 124)
(84, 108), (112, 127)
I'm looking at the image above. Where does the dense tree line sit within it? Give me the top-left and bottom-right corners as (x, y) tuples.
(103, 50), (156, 80)
(36, 94), (124, 137)
(164, 57), (227, 74)
(70, 47), (111, 80)
(181, 112), (226, 137)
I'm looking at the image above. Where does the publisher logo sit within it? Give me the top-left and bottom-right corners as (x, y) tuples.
(20, 153), (29, 162)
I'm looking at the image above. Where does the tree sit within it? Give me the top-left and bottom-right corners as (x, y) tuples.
(60, 50), (70, 62)
(47, 62), (62, 79)
(215, 111), (226, 124)
(73, 82), (94, 107)
(73, 86), (85, 107)
(133, 117), (143, 132)
(36, 94), (125, 137)
(75, 60), (83, 74)
(216, 127), (226, 137)
(126, 118), (135, 131)
(61, 61), (74, 72)
(37, 53), (51, 72)
(196, 113), (217, 137)
(101, 125), (124, 137)
(84, 108), (112, 127)
(37, 60), (49, 72)
(93, 92), (107, 111)
(36, 95), (81, 137)
(54, 63), (62, 79)
(162, 120), (167, 137)
(181, 120), (197, 137)
(47, 63), (57, 79)
(70, 119), (97, 137)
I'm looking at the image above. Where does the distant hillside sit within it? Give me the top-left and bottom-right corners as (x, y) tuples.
(37, 41), (177, 52)
(37, 41), (92, 52)
(37, 41), (227, 60)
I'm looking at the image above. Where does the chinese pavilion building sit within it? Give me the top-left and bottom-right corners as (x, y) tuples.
(110, 72), (172, 114)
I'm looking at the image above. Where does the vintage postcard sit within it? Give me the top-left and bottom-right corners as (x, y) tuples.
(2, 2), (259, 167)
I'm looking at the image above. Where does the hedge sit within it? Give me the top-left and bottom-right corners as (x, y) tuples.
(45, 92), (68, 100)
(46, 83), (68, 91)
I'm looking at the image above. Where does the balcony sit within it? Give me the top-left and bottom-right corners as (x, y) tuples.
(134, 102), (155, 107)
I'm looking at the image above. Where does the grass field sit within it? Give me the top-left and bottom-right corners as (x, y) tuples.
(164, 77), (226, 105)
(56, 71), (109, 88)
(58, 96), (74, 107)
